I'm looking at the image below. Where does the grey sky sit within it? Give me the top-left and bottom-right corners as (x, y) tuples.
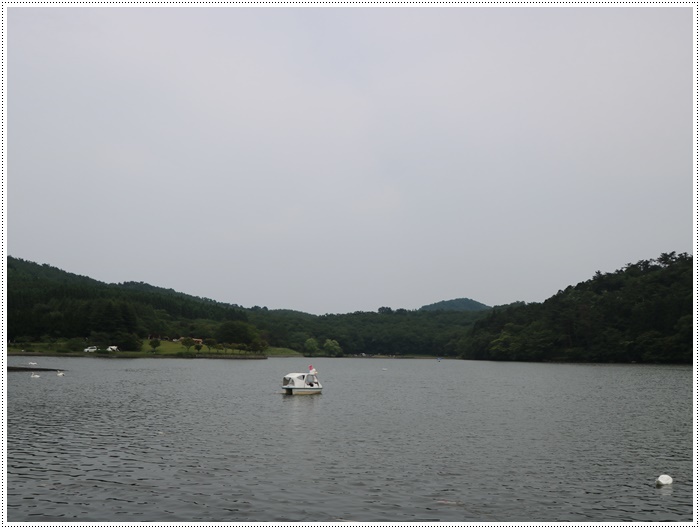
(7, 6), (693, 315)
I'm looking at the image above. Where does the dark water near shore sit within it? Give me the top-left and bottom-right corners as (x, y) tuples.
(6, 356), (693, 522)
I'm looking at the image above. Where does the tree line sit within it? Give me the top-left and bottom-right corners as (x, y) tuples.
(7, 252), (692, 363)
(7, 257), (253, 352)
(454, 252), (692, 363)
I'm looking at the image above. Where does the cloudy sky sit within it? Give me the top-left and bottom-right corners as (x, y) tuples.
(7, 6), (693, 314)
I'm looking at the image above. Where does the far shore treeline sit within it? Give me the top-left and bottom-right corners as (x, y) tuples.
(7, 252), (692, 363)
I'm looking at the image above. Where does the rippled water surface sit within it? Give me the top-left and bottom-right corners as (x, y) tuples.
(7, 356), (693, 522)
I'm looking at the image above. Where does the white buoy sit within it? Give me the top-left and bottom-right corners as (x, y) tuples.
(656, 474), (673, 486)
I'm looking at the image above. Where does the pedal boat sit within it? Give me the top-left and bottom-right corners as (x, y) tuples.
(282, 367), (322, 395)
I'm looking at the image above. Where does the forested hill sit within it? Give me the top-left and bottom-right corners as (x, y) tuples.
(420, 298), (491, 312)
(7, 253), (693, 363)
(6, 256), (486, 356)
(7, 256), (250, 350)
(456, 252), (693, 363)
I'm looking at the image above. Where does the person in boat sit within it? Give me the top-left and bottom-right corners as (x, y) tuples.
(307, 365), (317, 386)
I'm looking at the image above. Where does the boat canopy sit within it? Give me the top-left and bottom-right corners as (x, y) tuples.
(282, 372), (319, 387)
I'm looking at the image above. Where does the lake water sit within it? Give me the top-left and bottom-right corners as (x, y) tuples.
(6, 356), (694, 522)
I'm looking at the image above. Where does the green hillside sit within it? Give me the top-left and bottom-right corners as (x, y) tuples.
(7, 256), (253, 352)
(7, 253), (692, 363)
(455, 252), (692, 363)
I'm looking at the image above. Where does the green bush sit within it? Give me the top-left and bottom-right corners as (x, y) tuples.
(66, 338), (86, 351)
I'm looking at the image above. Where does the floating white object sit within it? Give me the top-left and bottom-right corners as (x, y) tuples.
(656, 474), (673, 486)
(30, 372), (40, 378)
(56, 371), (65, 376)
(282, 369), (322, 394)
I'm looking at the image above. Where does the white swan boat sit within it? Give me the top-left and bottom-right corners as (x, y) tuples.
(282, 365), (322, 395)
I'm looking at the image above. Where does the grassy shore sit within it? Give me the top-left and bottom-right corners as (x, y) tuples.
(7, 342), (442, 360)
(7, 340), (303, 359)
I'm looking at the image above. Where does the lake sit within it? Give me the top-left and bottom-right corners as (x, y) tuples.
(6, 356), (694, 522)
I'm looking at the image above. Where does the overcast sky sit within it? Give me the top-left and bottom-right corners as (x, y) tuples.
(7, 6), (693, 315)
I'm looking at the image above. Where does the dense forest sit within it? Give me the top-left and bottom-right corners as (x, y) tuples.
(6, 252), (693, 363)
(455, 252), (692, 363)
(6, 256), (487, 356)
(7, 257), (251, 352)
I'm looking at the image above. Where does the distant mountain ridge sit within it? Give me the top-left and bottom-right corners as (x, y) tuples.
(419, 298), (491, 312)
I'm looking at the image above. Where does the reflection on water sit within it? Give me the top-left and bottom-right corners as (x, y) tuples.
(7, 356), (693, 522)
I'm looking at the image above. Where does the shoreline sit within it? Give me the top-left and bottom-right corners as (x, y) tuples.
(7, 351), (269, 360)
(7, 351), (441, 361)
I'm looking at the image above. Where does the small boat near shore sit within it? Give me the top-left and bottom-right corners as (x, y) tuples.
(282, 365), (322, 395)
